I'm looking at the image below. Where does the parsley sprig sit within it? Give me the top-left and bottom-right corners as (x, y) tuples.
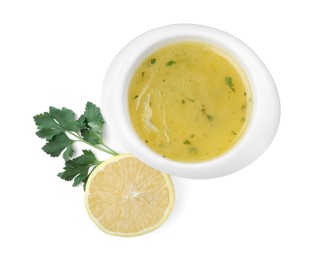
(34, 102), (119, 188)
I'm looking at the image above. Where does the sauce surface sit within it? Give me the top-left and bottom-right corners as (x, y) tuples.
(128, 42), (252, 162)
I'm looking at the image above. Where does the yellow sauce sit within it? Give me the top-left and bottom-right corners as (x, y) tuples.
(128, 42), (252, 162)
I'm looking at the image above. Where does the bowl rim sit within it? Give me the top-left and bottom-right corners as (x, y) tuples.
(102, 24), (280, 179)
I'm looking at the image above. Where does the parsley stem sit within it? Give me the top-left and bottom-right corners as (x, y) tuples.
(66, 131), (119, 156)
(99, 141), (119, 155)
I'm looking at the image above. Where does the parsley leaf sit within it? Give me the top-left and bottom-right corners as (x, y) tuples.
(63, 143), (75, 161)
(49, 106), (77, 132)
(34, 112), (64, 141)
(80, 102), (105, 146)
(42, 132), (73, 158)
(34, 107), (78, 160)
(84, 102), (105, 125)
(81, 128), (102, 145)
(76, 114), (87, 129)
(57, 150), (100, 188)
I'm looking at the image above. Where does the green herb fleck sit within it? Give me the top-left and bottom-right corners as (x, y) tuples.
(151, 58), (156, 64)
(186, 97), (195, 102)
(145, 140), (149, 143)
(207, 115), (214, 121)
(201, 108), (206, 113)
(231, 130), (237, 135)
(241, 104), (246, 110)
(166, 60), (176, 66)
(244, 92), (246, 96)
(189, 147), (198, 153)
(182, 99), (185, 104)
(183, 139), (191, 145)
(241, 117), (246, 122)
(141, 71), (145, 78)
(225, 77), (235, 92)
(133, 95), (139, 100)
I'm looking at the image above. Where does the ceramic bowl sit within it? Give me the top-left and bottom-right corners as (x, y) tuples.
(102, 24), (280, 178)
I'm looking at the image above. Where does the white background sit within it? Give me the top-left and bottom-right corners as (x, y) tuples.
(1, 0), (311, 259)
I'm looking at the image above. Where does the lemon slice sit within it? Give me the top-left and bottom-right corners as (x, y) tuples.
(85, 154), (175, 237)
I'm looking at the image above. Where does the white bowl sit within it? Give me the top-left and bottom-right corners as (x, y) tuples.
(102, 24), (280, 179)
